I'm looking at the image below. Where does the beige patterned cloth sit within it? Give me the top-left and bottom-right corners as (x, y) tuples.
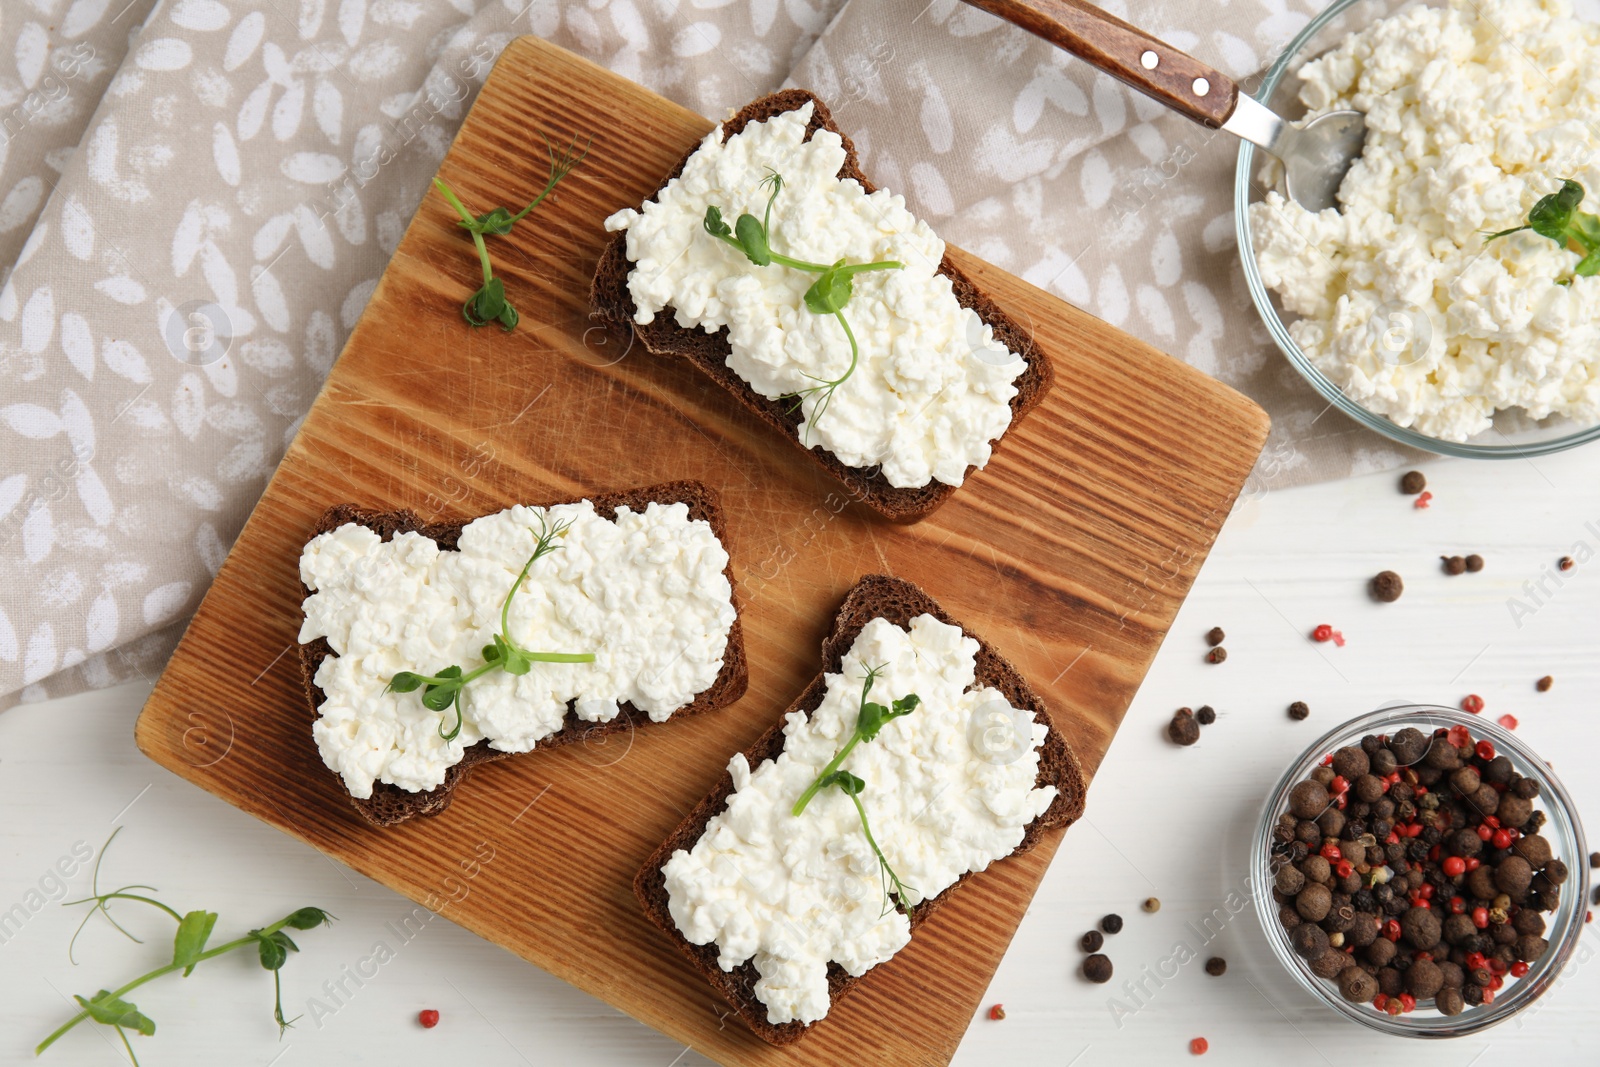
(0, 0), (1410, 708)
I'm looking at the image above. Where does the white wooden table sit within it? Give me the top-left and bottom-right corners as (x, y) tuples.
(5, 445), (1598, 1065)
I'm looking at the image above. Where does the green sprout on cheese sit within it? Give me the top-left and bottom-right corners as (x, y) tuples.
(387, 513), (595, 740)
(1485, 178), (1600, 282)
(703, 171), (903, 441)
(792, 663), (921, 914)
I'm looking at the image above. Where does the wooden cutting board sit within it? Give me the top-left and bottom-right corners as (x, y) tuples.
(135, 37), (1268, 1067)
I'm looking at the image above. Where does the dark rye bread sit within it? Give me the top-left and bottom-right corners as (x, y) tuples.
(590, 90), (1055, 524)
(634, 574), (1086, 1045)
(297, 480), (747, 828)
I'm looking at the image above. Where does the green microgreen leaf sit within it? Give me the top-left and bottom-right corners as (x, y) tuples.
(171, 911), (217, 976)
(734, 212), (771, 265)
(386, 672), (425, 693)
(75, 991), (155, 1037)
(704, 205), (733, 241)
(818, 769), (865, 795)
(284, 907), (334, 931)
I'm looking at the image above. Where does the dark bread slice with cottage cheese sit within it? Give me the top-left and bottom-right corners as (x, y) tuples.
(589, 90), (1054, 525)
(296, 480), (747, 829)
(634, 574), (1086, 1045)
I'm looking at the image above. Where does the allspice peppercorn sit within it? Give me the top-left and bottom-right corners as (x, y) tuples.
(1466, 554), (1485, 572)
(1338, 966), (1377, 1003)
(1442, 555), (1467, 576)
(1204, 957), (1227, 977)
(1537, 675), (1554, 692)
(1288, 701), (1310, 721)
(1142, 897), (1161, 913)
(1206, 626), (1225, 647)
(1083, 954), (1114, 983)
(1436, 987), (1465, 1016)
(1100, 914), (1124, 935)
(1206, 646), (1228, 664)
(1400, 470), (1426, 494)
(1195, 705), (1216, 725)
(1168, 709), (1201, 746)
(1080, 929), (1104, 953)
(1371, 570), (1404, 602)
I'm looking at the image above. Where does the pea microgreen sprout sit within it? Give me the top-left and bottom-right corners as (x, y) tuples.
(38, 829), (334, 1065)
(791, 664), (921, 913)
(1484, 178), (1600, 281)
(703, 171), (903, 440)
(386, 513), (595, 740)
(432, 132), (590, 330)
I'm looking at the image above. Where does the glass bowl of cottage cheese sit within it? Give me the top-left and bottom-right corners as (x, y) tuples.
(1237, 0), (1600, 456)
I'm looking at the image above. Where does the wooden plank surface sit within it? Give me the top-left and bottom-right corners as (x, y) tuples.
(134, 36), (1269, 1067)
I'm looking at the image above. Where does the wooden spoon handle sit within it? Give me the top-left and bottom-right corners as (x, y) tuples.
(961, 0), (1238, 128)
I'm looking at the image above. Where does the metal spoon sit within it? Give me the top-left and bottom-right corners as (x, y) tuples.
(961, 0), (1366, 212)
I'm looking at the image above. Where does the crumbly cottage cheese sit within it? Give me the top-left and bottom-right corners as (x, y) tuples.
(661, 614), (1056, 1025)
(1250, 0), (1600, 441)
(605, 103), (1027, 488)
(298, 501), (735, 798)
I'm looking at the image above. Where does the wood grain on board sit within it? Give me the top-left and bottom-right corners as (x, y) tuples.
(135, 36), (1269, 1067)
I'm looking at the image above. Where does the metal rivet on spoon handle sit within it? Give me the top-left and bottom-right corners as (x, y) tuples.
(960, 0), (1366, 211)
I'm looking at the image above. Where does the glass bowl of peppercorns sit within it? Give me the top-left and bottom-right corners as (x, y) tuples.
(1253, 705), (1588, 1036)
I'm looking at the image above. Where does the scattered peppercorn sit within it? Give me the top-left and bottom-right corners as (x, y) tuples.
(1590, 852), (1599, 869)
(1371, 570), (1404, 602)
(1415, 490), (1433, 509)
(1288, 701), (1310, 721)
(988, 1003), (1006, 1021)
(1462, 694), (1484, 714)
(418, 1009), (440, 1029)
(1466, 554), (1485, 573)
(1206, 626), (1225, 647)
(1142, 897), (1161, 913)
(1442, 555), (1466, 576)
(1168, 709), (1201, 746)
(1400, 470), (1426, 494)
(1083, 954), (1114, 983)
(1499, 713), (1519, 730)
(1205, 957), (1227, 977)
(1101, 914), (1124, 935)
(1207, 646), (1228, 664)
(1081, 929), (1104, 953)
(1196, 705), (1216, 725)
(1558, 556), (1574, 572)
(1189, 1037), (1209, 1056)
(1537, 676), (1553, 693)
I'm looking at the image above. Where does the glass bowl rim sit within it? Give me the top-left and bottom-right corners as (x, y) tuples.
(1251, 702), (1590, 1037)
(1232, 0), (1600, 459)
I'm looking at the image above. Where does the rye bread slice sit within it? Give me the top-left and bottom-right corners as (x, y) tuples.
(589, 90), (1055, 524)
(634, 574), (1086, 1045)
(297, 480), (748, 828)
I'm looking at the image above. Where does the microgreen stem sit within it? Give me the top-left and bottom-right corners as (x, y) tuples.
(845, 788), (914, 913)
(791, 667), (878, 817)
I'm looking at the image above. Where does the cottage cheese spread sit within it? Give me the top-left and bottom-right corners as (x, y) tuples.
(298, 500), (735, 798)
(604, 103), (1027, 488)
(1249, 0), (1600, 441)
(660, 614), (1057, 1025)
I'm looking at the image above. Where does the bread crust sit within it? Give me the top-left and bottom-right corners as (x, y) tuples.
(633, 574), (1086, 1045)
(588, 90), (1055, 523)
(296, 480), (748, 828)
